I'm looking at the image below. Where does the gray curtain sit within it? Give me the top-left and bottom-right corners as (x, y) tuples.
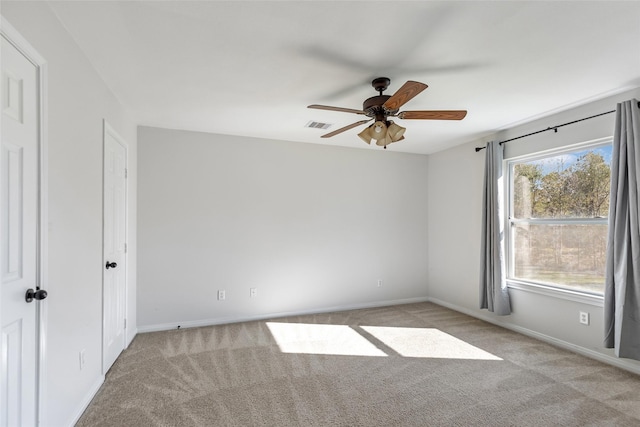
(480, 141), (511, 315)
(604, 99), (640, 359)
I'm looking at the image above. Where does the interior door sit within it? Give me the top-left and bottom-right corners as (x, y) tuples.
(102, 123), (127, 373)
(0, 35), (42, 427)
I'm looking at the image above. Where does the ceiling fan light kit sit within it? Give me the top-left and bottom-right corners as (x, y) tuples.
(387, 121), (406, 141)
(358, 120), (406, 147)
(308, 77), (467, 149)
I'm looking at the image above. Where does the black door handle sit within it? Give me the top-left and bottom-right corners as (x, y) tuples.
(25, 288), (48, 303)
(106, 261), (117, 269)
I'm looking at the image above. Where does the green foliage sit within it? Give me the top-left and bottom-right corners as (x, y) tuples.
(513, 151), (610, 219)
(570, 152), (610, 217)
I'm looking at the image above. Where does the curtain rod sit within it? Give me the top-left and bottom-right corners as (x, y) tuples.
(474, 101), (640, 152)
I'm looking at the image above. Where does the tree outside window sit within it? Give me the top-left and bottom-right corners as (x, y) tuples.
(508, 143), (612, 294)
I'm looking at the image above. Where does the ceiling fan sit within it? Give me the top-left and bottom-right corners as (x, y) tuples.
(308, 77), (467, 149)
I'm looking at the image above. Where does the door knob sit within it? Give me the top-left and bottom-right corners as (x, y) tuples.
(105, 261), (117, 269)
(25, 288), (48, 303)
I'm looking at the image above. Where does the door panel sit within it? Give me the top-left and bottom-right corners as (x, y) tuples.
(1, 35), (39, 427)
(2, 143), (24, 282)
(103, 125), (126, 373)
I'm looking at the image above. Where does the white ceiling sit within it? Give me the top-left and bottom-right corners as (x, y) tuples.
(47, 1), (640, 154)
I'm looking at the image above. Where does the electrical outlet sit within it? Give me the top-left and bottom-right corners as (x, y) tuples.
(218, 290), (226, 301)
(579, 311), (590, 325)
(250, 288), (257, 298)
(377, 279), (382, 287)
(79, 349), (86, 370)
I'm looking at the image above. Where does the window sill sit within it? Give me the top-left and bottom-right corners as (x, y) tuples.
(506, 279), (604, 307)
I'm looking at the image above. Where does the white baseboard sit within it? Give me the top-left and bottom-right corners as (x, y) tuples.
(138, 296), (430, 333)
(65, 375), (104, 427)
(126, 328), (138, 348)
(427, 297), (640, 376)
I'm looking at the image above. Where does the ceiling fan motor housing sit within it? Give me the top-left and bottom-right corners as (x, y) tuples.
(363, 95), (398, 120)
(365, 77), (396, 120)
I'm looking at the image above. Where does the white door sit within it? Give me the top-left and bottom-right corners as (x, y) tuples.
(0, 35), (41, 427)
(102, 122), (127, 373)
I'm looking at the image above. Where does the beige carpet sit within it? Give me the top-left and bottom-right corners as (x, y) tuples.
(77, 302), (640, 426)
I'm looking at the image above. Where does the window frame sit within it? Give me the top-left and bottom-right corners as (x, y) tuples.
(504, 137), (612, 300)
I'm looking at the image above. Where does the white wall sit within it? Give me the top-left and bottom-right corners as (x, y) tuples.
(427, 87), (640, 372)
(138, 126), (429, 330)
(2, 2), (138, 426)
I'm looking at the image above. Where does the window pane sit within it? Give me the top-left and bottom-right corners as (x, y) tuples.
(512, 147), (612, 219)
(511, 223), (607, 294)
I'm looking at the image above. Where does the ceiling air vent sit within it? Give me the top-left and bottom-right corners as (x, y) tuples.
(305, 120), (332, 130)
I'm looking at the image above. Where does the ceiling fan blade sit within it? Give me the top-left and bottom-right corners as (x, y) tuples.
(321, 120), (371, 138)
(399, 110), (467, 120)
(383, 81), (428, 111)
(308, 104), (366, 115)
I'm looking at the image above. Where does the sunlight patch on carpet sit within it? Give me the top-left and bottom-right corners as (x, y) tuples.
(266, 322), (502, 360)
(362, 326), (503, 360)
(266, 322), (387, 357)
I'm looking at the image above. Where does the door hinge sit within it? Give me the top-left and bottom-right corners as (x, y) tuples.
(125, 168), (128, 179)
(124, 318), (127, 329)
(124, 243), (127, 254)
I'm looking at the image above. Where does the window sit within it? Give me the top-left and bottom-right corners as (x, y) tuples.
(507, 140), (612, 295)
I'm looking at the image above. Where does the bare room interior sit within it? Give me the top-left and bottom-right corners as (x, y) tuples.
(2, 1), (640, 426)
